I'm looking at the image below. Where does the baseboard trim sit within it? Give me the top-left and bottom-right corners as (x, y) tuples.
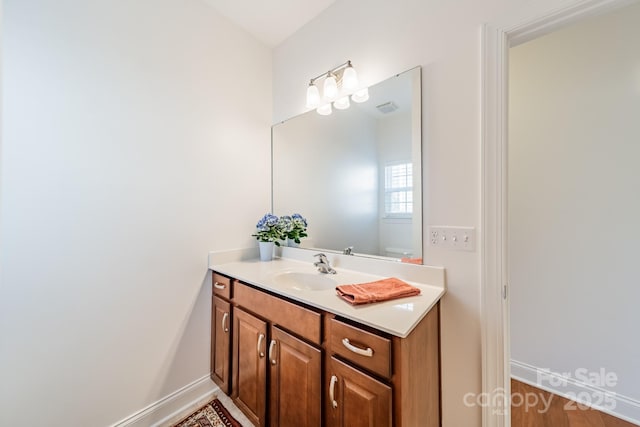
(511, 360), (640, 426)
(109, 375), (219, 427)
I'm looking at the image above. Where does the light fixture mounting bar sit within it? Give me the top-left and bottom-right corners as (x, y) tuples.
(309, 60), (353, 84)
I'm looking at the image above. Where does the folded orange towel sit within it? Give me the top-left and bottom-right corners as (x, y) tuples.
(336, 277), (421, 305)
(401, 257), (423, 264)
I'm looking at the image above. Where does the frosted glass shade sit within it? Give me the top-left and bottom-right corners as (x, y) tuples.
(317, 103), (332, 115)
(334, 96), (350, 110)
(351, 87), (370, 103)
(323, 74), (338, 100)
(342, 66), (359, 91)
(306, 84), (320, 108)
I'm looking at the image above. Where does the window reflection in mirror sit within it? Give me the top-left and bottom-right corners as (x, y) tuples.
(272, 66), (422, 263)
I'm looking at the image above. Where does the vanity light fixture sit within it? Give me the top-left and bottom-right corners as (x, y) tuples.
(342, 64), (359, 91)
(306, 60), (368, 115)
(306, 83), (321, 108)
(323, 72), (339, 100)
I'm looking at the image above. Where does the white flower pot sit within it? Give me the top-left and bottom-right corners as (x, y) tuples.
(258, 241), (275, 261)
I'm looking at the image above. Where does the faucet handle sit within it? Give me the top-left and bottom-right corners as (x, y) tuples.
(313, 253), (336, 274)
(314, 253), (329, 263)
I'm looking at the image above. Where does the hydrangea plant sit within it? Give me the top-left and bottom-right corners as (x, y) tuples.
(252, 213), (285, 245)
(287, 213), (308, 244)
(278, 215), (293, 235)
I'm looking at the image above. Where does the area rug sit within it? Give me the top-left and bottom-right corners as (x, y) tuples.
(172, 398), (242, 427)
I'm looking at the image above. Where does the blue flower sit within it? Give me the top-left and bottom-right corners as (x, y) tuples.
(278, 216), (294, 233)
(286, 213), (308, 243)
(253, 213), (285, 244)
(252, 212), (308, 245)
(291, 213), (307, 228)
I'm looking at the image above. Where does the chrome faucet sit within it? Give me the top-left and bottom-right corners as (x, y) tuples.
(343, 246), (354, 255)
(313, 253), (336, 274)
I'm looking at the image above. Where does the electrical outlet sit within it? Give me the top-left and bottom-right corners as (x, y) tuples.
(429, 226), (475, 252)
(430, 229), (439, 245)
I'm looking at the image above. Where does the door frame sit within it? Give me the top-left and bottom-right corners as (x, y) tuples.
(480, 0), (637, 425)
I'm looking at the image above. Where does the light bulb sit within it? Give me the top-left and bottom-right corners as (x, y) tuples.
(351, 87), (369, 103)
(334, 96), (350, 110)
(306, 83), (320, 108)
(323, 74), (338, 100)
(342, 65), (359, 91)
(317, 103), (332, 115)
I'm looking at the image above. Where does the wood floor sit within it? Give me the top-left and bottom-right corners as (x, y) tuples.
(511, 379), (637, 427)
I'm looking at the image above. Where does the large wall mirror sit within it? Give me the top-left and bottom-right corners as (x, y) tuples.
(272, 66), (422, 262)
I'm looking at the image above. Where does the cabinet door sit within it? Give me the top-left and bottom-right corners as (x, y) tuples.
(327, 356), (392, 427)
(232, 308), (268, 427)
(211, 296), (231, 394)
(269, 326), (321, 427)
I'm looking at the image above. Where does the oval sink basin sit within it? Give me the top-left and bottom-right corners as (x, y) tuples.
(273, 271), (338, 291)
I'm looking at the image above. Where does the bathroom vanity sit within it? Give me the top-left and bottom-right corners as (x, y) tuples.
(209, 248), (445, 427)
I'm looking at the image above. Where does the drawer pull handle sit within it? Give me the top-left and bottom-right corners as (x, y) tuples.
(269, 340), (277, 365)
(257, 333), (265, 358)
(329, 375), (338, 408)
(213, 282), (226, 290)
(221, 312), (229, 333)
(342, 338), (373, 357)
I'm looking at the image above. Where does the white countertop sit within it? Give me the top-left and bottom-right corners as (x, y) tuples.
(208, 248), (445, 338)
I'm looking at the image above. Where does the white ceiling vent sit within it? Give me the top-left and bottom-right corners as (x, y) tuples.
(376, 101), (398, 114)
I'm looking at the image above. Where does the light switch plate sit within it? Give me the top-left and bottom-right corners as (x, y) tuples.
(429, 226), (475, 252)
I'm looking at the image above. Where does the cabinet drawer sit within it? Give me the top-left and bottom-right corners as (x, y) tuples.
(212, 272), (232, 299)
(234, 282), (321, 345)
(329, 318), (392, 379)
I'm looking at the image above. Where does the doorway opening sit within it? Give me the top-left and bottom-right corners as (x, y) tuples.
(482, 1), (640, 426)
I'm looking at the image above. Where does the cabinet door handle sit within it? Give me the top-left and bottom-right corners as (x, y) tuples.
(329, 375), (338, 408)
(221, 312), (229, 333)
(257, 333), (265, 358)
(213, 281), (226, 290)
(342, 338), (373, 357)
(268, 340), (277, 365)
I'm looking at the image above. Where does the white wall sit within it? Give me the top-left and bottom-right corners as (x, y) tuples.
(509, 3), (640, 421)
(272, 0), (583, 425)
(0, 0), (271, 425)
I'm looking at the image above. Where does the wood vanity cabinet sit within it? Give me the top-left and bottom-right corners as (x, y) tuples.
(324, 307), (440, 427)
(210, 273), (232, 394)
(211, 296), (231, 393)
(230, 306), (322, 427)
(232, 307), (268, 426)
(211, 271), (440, 427)
(326, 356), (392, 427)
(269, 326), (322, 427)
(325, 317), (393, 426)
(232, 281), (322, 427)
